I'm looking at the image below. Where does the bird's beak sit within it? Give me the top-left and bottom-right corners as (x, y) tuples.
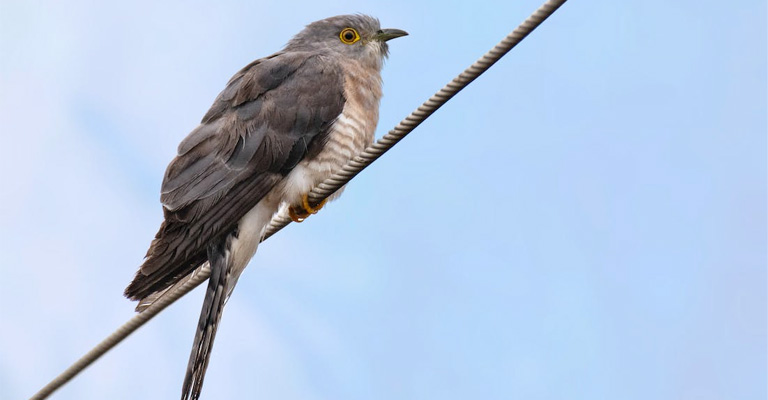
(375, 28), (409, 42)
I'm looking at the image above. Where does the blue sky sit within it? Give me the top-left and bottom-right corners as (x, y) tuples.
(1, 1), (765, 399)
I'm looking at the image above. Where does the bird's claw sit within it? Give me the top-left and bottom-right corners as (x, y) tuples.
(288, 194), (327, 223)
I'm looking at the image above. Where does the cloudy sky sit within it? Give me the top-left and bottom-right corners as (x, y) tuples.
(1, 0), (765, 399)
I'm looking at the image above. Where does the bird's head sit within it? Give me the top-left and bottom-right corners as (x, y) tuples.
(285, 14), (408, 71)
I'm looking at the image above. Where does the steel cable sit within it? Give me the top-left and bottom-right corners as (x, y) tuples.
(30, 1), (568, 398)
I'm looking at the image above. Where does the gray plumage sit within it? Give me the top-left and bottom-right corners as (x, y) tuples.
(124, 14), (406, 400)
(125, 52), (345, 300)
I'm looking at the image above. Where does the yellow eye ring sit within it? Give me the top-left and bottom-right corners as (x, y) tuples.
(339, 28), (360, 45)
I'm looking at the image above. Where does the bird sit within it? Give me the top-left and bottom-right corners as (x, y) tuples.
(123, 14), (407, 400)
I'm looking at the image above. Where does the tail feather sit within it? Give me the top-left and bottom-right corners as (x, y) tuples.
(181, 236), (233, 400)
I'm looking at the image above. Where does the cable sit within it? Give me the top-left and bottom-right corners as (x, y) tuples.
(29, 1), (568, 398)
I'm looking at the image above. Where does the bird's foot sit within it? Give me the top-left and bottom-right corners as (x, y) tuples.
(288, 194), (327, 223)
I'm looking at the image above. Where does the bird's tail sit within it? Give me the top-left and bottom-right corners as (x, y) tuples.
(181, 236), (233, 400)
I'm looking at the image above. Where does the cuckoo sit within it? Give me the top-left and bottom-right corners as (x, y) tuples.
(124, 14), (407, 400)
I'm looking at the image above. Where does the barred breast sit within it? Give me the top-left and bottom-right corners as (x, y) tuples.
(281, 60), (383, 206)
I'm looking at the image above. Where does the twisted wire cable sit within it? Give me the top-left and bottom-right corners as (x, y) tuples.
(30, 1), (568, 398)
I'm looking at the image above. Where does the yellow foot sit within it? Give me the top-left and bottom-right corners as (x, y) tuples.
(288, 194), (328, 223)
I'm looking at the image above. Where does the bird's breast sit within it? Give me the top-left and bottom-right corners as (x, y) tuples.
(312, 62), (382, 171)
(280, 62), (382, 205)
(312, 103), (377, 171)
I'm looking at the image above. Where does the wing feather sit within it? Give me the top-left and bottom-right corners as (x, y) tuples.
(125, 51), (345, 300)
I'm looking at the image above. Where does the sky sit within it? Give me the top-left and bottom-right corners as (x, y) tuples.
(0, 1), (765, 399)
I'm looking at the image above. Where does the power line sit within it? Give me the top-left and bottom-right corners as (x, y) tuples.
(29, 1), (568, 398)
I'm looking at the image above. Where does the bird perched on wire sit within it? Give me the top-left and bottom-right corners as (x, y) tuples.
(123, 14), (407, 400)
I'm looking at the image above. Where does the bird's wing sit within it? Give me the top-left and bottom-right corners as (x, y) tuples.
(125, 52), (345, 301)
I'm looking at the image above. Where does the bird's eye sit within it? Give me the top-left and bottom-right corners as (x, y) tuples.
(339, 28), (360, 45)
